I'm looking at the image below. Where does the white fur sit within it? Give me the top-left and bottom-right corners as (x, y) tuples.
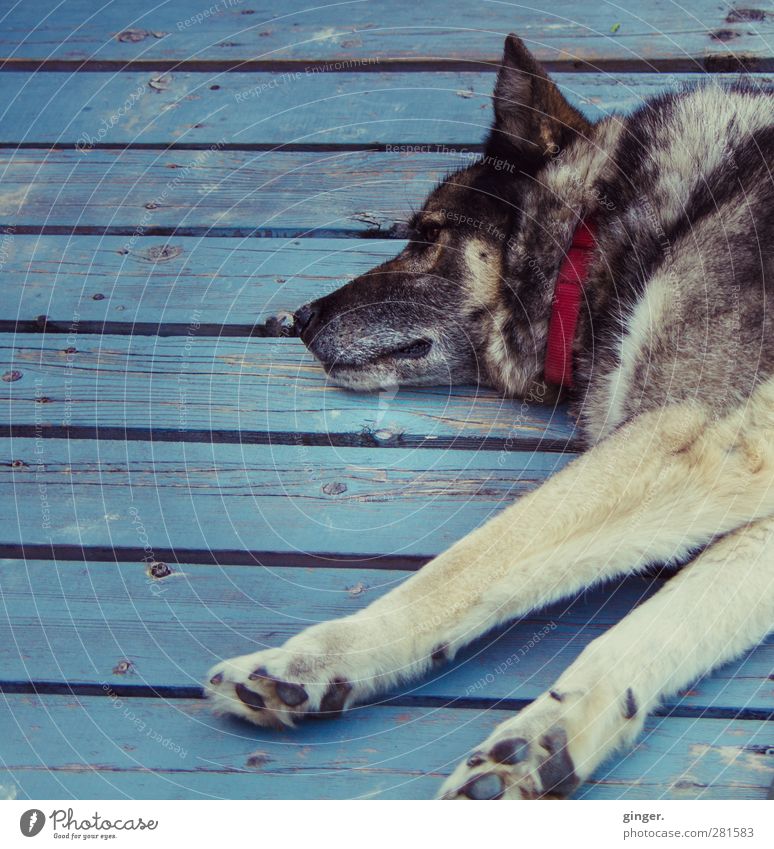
(209, 381), (774, 796)
(601, 273), (673, 436)
(207, 81), (774, 800)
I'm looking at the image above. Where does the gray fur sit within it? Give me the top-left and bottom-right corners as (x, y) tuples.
(292, 41), (774, 451)
(207, 37), (774, 800)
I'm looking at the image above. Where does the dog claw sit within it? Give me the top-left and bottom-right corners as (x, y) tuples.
(466, 751), (487, 767)
(319, 678), (352, 716)
(248, 666), (268, 681)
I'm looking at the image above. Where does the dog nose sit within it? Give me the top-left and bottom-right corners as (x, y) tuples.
(294, 302), (320, 337)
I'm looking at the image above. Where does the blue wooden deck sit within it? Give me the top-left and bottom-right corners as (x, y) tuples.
(0, 0), (772, 800)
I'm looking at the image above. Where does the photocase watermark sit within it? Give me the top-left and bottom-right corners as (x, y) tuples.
(62, 313), (80, 427)
(438, 207), (520, 250)
(128, 506), (158, 562)
(103, 684), (188, 759)
(374, 383), (399, 428)
(178, 309), (203, 432)
(20, 805), (159, 836)
(0, 225), (15, 272)
(294, 432), (324, 487)
(178, 0), (242, 30)
(415, 596), (471, 635)
(19, 809), (45, 837)
(464, 621), (557, 695)
(125, 505), (174, 596)
(33, 379), (51, 532)
(498, 380), (549, 466)
(544, 141), (616, 210)
(76, 82), (147, 153)
(234, 58), (379, 102)
(386, 144), (517, 174)
(48, 806), (158, 833)
(123, 139), (227, 254)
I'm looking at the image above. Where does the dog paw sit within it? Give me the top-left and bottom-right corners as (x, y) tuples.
(206, 621), (366, 728)
(437, 703), (580, 800)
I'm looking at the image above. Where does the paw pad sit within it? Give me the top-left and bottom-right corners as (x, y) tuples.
(461, 772), (504, 800)
(537, 728), (579, 797)
(490, 736), (530, 765)
(440, 722), (580, 800)
(275, 680), (308, 707)
(319, 678), (352, 717)
(235, 683), (266, 711)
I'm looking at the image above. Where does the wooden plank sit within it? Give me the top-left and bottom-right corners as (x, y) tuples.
(2, 1), (773, 71)
(2, 70), (488, 147)
(1, 559), (771, 714)
(0, 437), (574, 560)
(13, 72), (774, 232)
(2, 235), (576, 445)
(0, 695), (771, 799)
(3, 72), (768, 146)
(0, 334), (577, 447)
(1, 236), (400, 330)
(0, 148), (456, 236)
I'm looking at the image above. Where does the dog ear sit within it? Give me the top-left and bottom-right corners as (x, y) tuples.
(487, 34), (591, 164)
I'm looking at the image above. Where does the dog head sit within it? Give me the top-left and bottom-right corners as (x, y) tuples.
(292, 35), (592, 399)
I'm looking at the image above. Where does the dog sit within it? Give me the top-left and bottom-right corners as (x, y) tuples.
(207, 34), (774, 800)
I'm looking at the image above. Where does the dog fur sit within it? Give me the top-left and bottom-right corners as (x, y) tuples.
(207, 35), (774, 800)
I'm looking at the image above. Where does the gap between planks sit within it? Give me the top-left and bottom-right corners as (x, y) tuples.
(0, 425), (581, 454)
(3, 57), (773, 74)
(0, 543), (429, 571)
(0, 558), (768, 715)
(0, 225), (379, 239)
(1, 681), (770, 722)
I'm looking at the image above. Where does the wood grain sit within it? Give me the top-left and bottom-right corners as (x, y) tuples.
(2, 236), (399, 330)
(1, 559), (771, 714)
(0, 148), (457, 235)
(0, 694), (771, 800)
(3, 71), (768, 147)
(2, 0), (772, 802)
(0, 333), (577, 447)
(2, 0), (773, 71)
(0, 437), (574, 559)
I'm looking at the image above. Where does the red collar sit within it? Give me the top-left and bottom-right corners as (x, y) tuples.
(543, 217), (597, 389)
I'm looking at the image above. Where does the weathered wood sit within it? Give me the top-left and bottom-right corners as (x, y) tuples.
(2, 1), (773, 71)
(3, 72), (768, 146)
(1, 0), (771, 806)
(0, 334), (577, 448)
(0, 148), (457, 235)
(0, 695), (771, 800)
(1, 559), (771, 714)
(0, 437), (574, 559)
(1, 236), (399, 330)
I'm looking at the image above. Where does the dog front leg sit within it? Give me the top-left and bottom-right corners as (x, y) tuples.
(440, 515), (774, 798)
(207, 394), (774, 728)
